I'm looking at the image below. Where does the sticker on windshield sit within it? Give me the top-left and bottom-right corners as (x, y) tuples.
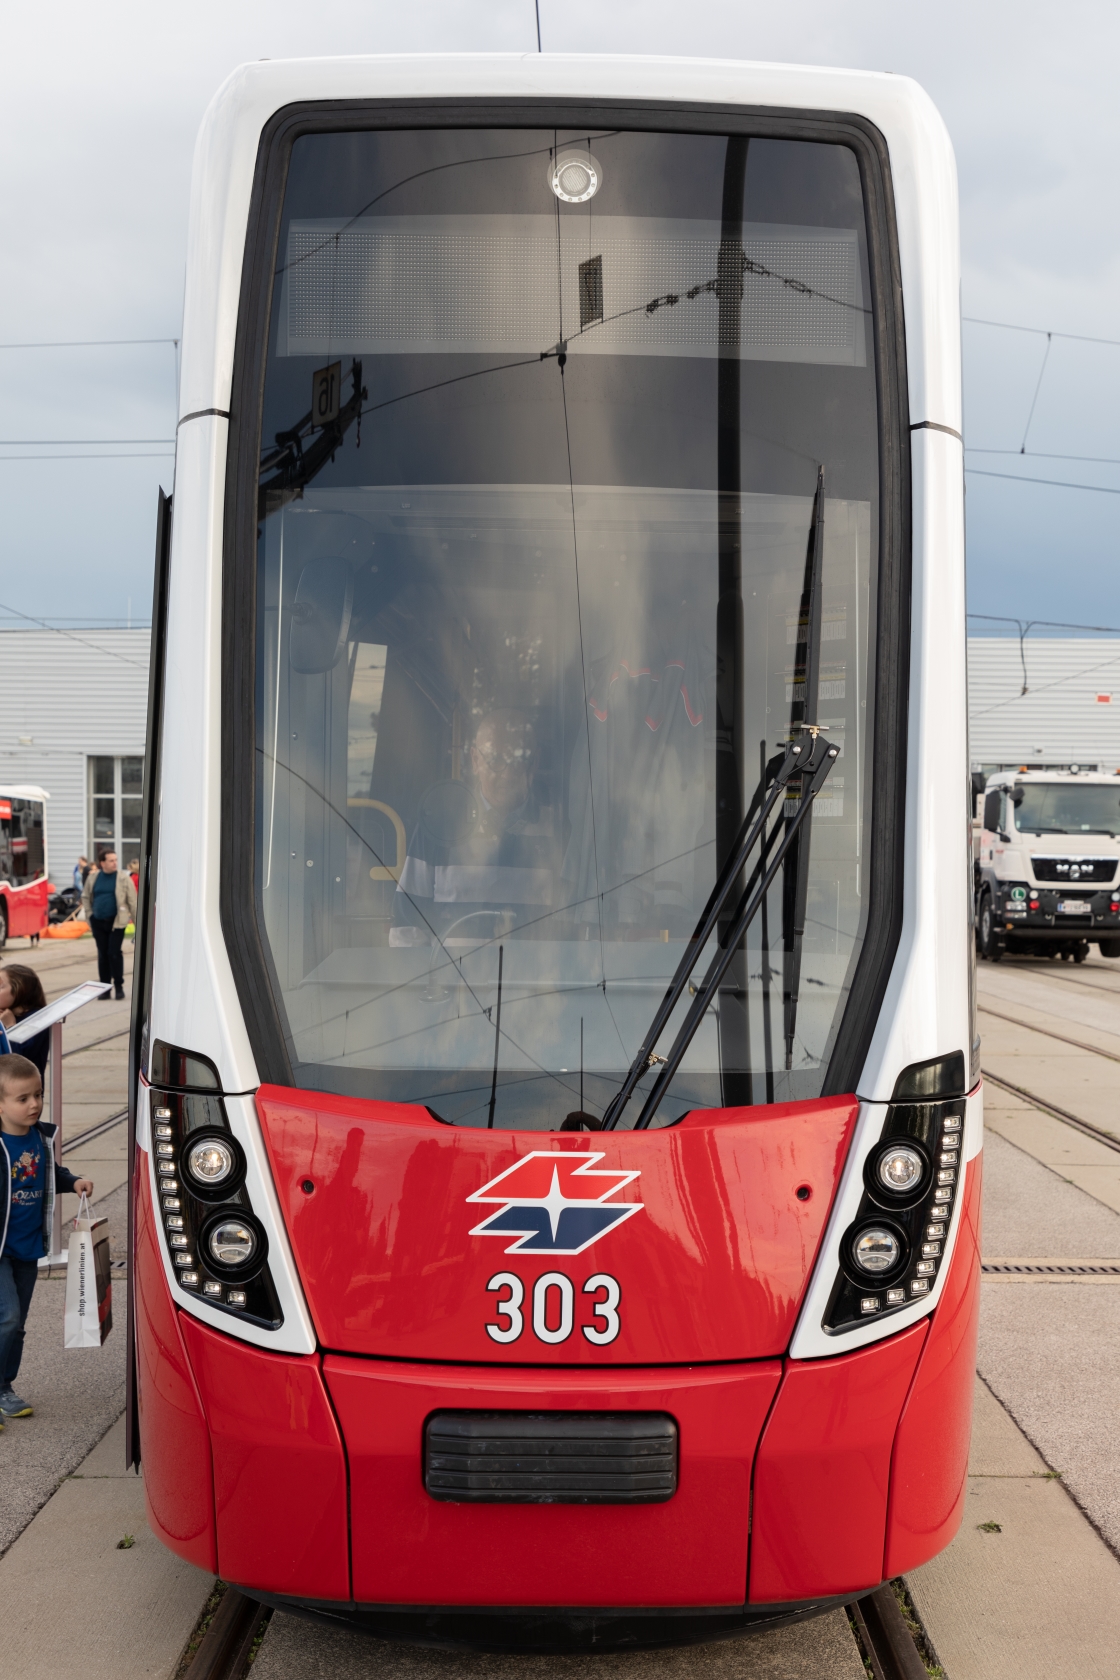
(467, 1152), (643, 1254)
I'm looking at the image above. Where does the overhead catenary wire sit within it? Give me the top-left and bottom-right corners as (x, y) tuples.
(0, 599), (151, 669)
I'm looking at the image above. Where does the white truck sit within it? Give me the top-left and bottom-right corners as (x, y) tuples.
(974, 768), (1120, 963)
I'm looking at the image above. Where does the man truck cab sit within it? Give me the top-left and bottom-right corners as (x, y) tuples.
(976, 769), (1120, 962)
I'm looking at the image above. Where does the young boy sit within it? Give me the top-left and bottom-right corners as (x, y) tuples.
(0, 1054), (93, 1424)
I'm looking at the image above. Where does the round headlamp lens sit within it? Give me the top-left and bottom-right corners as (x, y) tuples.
(853, 1228), (901, 1274)
(207, 1220), (257, 1267)
(187, 1138), (235, 1186)
(877, 1145), (925, 1193)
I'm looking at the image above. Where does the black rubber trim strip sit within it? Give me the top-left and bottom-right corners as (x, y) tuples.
(177, 407), (231, 427)
(126, 484), (173, 1471)
(221, 96), (913, 1096)
(910, 419), (962, 441)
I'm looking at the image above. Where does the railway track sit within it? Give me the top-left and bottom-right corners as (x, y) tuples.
(179, 1583), (933, 1679)
(181, 1588), (271, 1680)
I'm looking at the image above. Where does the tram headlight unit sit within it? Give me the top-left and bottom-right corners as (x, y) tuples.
(181, 1128), (246, 1201)
(865, 1138), (930, 1207)
(548, 151), (602, 203)
(877, 1144), (924, 1193)
(198, 1208), (268, 1281)
(852, 1227), (902, 1275)
(208, 1220), (257, 1267)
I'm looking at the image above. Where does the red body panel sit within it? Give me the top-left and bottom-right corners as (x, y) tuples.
(324, 1357), (781, 1606)
(179, 1317), (350, 1599)
(134, 1155), (217, 1571)
(884, 1153), (982, 1575)
(748, 1321), (928, 1602)
(2, 876), (49, 937)
(257, 1087), (857, 1363)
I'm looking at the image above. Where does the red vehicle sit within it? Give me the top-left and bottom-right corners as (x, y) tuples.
(126, 55), (979, 1651)
(0, 785), (50, 946)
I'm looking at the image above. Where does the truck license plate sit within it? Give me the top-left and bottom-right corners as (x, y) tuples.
(1058, 900), (1091, 915)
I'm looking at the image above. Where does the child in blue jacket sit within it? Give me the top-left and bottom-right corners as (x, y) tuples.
(0, 1053), (93, 1423)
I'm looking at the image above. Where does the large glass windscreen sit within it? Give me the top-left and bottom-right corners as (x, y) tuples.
(1014, 782), (1120, 836)
(253, 127), (881, 1128)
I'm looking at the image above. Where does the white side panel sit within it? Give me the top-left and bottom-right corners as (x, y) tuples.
(150, 417), (258, 1094)
(789, 1082), (981, 1360)
(856, 429), (969, 1100)
(145, 1092), (315, 1355)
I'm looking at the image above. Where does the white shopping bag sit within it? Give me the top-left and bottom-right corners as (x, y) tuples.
(64, 1193), (113, 1349)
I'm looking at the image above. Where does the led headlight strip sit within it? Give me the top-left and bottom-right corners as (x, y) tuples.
(823, 1099), (964, 1329)
(150, 1092), (282, 1326)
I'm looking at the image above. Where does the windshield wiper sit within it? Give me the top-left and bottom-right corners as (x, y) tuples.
(782, 466), (826, 1070)
(602, 464), (833, 1130)
(614, 735), (839, 1130)
(600, 736), (820, 1131)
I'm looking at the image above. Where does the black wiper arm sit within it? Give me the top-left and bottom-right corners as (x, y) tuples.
(783, 465), (826, 1070)
(631, 735), (840, 1130)
(601, 736), (812, 1132)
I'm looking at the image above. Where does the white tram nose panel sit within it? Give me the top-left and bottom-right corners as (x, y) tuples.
(854, 425), (971, 1104)
(150, 413), (261, 1098)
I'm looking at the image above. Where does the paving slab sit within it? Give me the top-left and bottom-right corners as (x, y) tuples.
(979, 1276), (1120, 1556)
(978, 967), (1120, 1050)
(909, 1379), (1120, 1680)
(980, 1128), (1120, 1256)
(251, 1606), (866, 1680)
(0, 1222), (128, 1555)
(0, 1415), (215, 1680)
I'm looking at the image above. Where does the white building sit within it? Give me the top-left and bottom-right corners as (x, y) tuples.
(0, 629), (151, 883)
(969, 638), (1120, 776)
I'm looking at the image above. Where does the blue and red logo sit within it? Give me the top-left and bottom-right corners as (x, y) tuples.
(467, 1152), (643, 1255)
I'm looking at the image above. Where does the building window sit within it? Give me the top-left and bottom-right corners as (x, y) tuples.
(88, 756), (144, 865)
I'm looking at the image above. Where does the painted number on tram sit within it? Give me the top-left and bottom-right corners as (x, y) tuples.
(485, 1271), (621, 1345)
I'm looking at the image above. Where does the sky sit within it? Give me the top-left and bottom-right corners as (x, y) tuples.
(1, 0), (1118, 634)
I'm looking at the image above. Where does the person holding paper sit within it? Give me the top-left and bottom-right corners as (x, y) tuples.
(0, 1055), (93, 1422)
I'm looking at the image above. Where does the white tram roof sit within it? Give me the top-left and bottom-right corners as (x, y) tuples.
(0, 784), (50, 802)
(180, 54), (960, 440)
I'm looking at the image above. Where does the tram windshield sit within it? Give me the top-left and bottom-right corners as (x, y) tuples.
(250, 125), (883, 1127)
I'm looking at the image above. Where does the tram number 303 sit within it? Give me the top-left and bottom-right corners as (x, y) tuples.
(486, 1271), (621, 1346)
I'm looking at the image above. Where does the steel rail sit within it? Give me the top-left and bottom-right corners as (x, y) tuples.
(60, 1107), (127, 1154)
(849, 1583), (933, 1679)
(180, 1588), (271, 1680)
(981, 1067), (1120, 1158)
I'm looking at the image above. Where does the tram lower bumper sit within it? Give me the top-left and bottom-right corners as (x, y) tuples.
(322, 1358), (780, 1607)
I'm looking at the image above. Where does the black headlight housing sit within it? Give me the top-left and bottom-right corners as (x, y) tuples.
(148, 1089), (282, 1327)
(825, 1095), (964, 1332)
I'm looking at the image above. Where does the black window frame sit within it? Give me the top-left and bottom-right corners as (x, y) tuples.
(219, 96), (912, 1100)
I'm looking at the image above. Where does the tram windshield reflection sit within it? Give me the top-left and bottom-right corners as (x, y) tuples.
(253, 126), (881, 1127)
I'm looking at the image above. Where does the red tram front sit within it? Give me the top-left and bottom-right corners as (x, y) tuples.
(126, 54), (978, 1650)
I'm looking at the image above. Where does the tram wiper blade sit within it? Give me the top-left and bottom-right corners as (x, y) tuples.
(600, 737), (810, 1132)
(783, 465), (826, 1072)
(632, 735), (840, 1130)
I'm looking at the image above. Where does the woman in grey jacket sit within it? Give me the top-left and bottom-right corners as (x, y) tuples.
(80, 850), (137, 1002)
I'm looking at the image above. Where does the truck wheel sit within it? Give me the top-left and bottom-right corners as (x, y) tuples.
(978, 893), (1002, 962)
(1098, 938), (1120, 959)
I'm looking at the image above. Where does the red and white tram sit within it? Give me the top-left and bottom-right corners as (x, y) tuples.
(127, 53), (978, 1650)
(0, 785), (50, 946)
